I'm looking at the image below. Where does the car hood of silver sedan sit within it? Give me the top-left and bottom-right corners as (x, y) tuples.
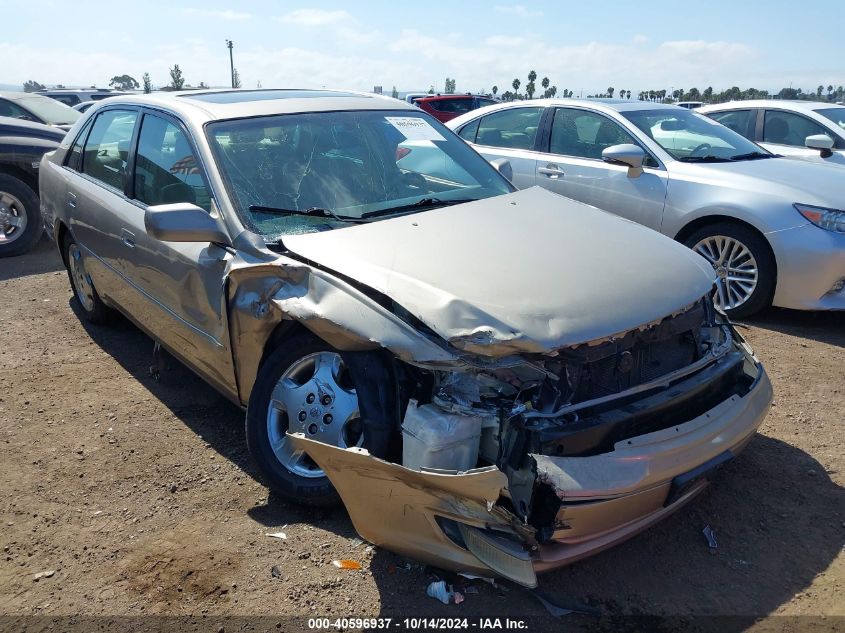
(283, 187), (716, 356)
(671, 155), (845, 206)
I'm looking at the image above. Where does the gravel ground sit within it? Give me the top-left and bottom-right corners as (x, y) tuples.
(0, 239), (842, 632)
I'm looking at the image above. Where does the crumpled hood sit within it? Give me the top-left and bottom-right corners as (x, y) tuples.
(283, 187), (715, 356)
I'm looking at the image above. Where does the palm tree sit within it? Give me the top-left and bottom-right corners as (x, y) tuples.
(492, 85), (498, 96)
(512, 78), (521, 97)
(607, 87), (614, 98)
(828, 85), (834, 100)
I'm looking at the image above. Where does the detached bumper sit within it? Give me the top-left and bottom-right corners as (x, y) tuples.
(768, 223), (845, 310)
(533, 361), (772, 571)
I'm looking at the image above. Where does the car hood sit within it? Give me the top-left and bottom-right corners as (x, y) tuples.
(670, 156), (845, 207)
(283, 187), (715, 357)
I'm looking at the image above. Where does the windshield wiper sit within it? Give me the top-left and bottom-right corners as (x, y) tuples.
(247, 205), (368, 223)
(678, 155), (732, 163)
(729, 151), (773, 161)
(362, 197), (478, 219)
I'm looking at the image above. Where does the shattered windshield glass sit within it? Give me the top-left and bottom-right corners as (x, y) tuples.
(206, 110), (513, 241)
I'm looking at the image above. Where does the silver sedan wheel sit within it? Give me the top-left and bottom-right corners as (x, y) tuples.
(68, 243), (96, 311)
(693, 235), (758, 311)
(266, 351), (362, 478)
(0, 191), (27, 245)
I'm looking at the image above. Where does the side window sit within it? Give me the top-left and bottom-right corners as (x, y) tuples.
(81, 109), (138, 191)
(0, 98), (35, 121)
(457, 119), (480, 143)
(476, 107), (543, 150)
(709, 110), (755, 139)
(763, 110), (830, 147)
(550, 108), (643, 161)
(66, 119), (94, 171)
(54, 95), (81, 106)
(134, 114), (211, 211)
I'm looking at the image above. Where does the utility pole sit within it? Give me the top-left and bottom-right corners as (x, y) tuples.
(225, 40), (235, 88)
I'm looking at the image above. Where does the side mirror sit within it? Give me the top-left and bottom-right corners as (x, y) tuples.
(602, 144), (646, 177)
(144, 203), (232, 245)
(805, 134), (834, 158)
(489, 157), (513, 181)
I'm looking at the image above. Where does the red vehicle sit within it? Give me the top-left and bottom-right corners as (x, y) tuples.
(413, 94), (498, 123)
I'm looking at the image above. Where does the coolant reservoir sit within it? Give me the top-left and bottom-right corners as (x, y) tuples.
(401, 401), (482, 472)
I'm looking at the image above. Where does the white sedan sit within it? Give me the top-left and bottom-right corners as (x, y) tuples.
(700, 100), (845, 167)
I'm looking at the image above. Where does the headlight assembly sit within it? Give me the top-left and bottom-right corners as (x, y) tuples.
(794, 203), (845, 233)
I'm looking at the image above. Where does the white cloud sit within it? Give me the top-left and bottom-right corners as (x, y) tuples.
(494, 4), (543, 18)
(277, 9), (351, 26)
(181, 8), (251, 20)
(484, 35), (526, 48)
(632, 34), (649, 45)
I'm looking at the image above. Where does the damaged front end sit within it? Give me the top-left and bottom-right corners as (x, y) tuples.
(290, 296), (772, 586)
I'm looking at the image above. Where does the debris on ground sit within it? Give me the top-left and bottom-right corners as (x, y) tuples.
(270, 565), (282, 579)
(265, 532), (287, 540)
(32, 570), (55, 581)
(703, 524), (719, 552)
(530, 587), (600, 617)
(332, 559), (362, 570)
(425, 580), (464, 604)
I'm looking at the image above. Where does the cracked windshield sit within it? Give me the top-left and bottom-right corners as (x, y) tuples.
(207, 109), (511, 241)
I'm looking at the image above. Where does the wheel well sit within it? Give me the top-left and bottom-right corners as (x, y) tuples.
(257, 320), (310, 373)
(0, 164), (38, 193)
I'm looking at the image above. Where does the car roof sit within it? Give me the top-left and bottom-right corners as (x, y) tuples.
(0, 91), (56, 101)
(88, 88), (417, 124)
(461, 97), (684, 113)
(700, 100), (840, 113)
(417, 94), (478, 101)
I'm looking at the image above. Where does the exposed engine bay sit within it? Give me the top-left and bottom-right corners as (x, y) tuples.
(388, 296), (754, 527)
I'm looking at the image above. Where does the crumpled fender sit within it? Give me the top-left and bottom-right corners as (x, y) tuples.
(226, 259), (460, 404)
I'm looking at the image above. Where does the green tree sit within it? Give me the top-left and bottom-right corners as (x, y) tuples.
(142, 72), (153, 94)
(233, 68), (242, 89)
(541, 76), (550, 93)
(22, 80), (45, 92)
(512, 78), (521, 96)
(491, 85), (498, 96)
(391, 85), (398, 99)
(169, 64), (185, 90)
(607, 87), (614, 98)
(828, 85), (834, 100)
(109, 74), (139, 90)
(428, 85), (435, 94)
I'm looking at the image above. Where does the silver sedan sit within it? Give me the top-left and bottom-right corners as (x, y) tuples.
(448, 99), (845, 317)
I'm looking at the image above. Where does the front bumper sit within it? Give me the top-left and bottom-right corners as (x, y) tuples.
(767, 222), (845, 310)
(533, 360), (772, 571)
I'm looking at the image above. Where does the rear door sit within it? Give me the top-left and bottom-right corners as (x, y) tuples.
(534, 107), (668, 230)
(64, 107), (141, 306)
(456, 106), (545, 189)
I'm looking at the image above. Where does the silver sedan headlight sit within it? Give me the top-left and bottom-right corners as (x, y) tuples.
(794, 203), (845, 233)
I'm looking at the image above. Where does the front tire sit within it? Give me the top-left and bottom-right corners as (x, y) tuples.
(246, 335), (364, 507)
(0, 174), (42, 257)
(684, 222), (776, 319)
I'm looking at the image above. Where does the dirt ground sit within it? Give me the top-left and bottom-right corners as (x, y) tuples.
(1, 238), (843, 632)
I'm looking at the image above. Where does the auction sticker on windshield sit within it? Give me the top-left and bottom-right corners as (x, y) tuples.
(386, 116), (446, 141)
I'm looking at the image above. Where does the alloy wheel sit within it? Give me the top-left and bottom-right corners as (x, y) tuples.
(693, 235), (759, 311)
(68, 243), (96, 311)
(0, 191), (27, 245)
(266, 351), (362, 478)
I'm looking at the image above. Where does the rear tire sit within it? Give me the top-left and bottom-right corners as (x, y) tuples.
(62, 233), (114, 324)
(0, 174), (42, 258)
(684, 222), (775, 319)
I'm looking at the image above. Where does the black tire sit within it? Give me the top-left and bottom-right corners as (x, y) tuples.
(684, 221), (776, 319)
(0, 174), (42, 257)
(246, 335), (363, 507)
(62, 232), (115, 324)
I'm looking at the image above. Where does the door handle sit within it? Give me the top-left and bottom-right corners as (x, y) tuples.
(66, 192), (77, 208)
(121, 228), (136, 248)
(538, 164), (564, 178)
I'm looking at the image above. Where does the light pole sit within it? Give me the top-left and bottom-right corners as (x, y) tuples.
(225, 40), (235, 88)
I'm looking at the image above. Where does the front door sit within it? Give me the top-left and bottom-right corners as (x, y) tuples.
(535, 107), (668, 231)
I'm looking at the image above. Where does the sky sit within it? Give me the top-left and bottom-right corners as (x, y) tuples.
(2, 0), (844, 95)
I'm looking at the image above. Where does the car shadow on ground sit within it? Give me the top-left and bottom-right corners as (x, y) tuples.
(0, 236), (64, 282)
(738, 306), (844, 348)
(71, 296), (843, 627)
(73, 300), (342, 533)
